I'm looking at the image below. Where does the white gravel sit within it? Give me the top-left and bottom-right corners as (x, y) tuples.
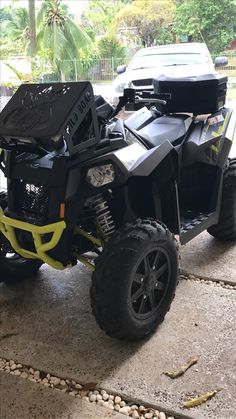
(0, 357), (176, 419)
(181, 273), (236, 290)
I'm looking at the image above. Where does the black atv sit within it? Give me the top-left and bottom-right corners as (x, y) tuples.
(0, 74), (235, 340)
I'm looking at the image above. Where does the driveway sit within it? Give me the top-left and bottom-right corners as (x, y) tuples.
(0, 246), (236, 419)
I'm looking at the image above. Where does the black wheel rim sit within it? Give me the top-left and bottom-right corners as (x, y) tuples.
(129, 247), (171, 320)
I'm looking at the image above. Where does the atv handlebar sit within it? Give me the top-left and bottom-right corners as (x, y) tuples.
(135, 97), (167, 105)
(112, 88), (170, 117)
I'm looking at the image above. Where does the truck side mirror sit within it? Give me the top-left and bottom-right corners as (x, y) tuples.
(116, 65), (126, 75)
(215, 56), (228, 67)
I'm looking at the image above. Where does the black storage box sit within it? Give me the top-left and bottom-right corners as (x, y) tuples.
(153, 73), (227, 114)
(0, 82), (100, 155)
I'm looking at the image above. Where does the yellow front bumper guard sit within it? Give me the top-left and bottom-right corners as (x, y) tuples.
(0, 207), (69, 270)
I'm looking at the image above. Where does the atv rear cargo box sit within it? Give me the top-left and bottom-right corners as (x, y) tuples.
(0, 82), (100, 155)
(153, 73), (227, 114)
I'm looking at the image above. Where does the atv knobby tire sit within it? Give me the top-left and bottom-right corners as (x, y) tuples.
(0, 252), (42, 283)
(208, 158), (236, 241)
(91, 219), (178, 340)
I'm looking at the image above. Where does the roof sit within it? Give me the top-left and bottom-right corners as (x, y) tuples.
(136, 43), (209, 56)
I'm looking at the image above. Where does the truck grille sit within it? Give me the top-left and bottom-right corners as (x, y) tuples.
(132, 79), (153, 87)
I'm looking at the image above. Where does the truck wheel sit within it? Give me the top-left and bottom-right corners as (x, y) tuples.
(0, 236), (42, 283)
(208, 158), (236, 241)
(90, 219), (178, 340)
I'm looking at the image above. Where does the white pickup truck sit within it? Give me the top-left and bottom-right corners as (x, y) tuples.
(112, 42), (228, 104)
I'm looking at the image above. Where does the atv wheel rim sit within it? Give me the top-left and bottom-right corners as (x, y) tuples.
(130, 247), (171, 320)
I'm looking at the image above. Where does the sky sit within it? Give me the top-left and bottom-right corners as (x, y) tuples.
(0, 0), (89, 18)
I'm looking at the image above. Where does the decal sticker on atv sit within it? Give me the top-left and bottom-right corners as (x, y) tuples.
(211, 111), (229, 138)
(208, 115), (224, 126)
(201, 111), (229, 144)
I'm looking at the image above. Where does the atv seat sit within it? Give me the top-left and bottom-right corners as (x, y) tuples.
(137, 115), (191, 148)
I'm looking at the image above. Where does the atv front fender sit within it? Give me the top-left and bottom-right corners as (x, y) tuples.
(129, 141), (178, 177)
(127, 141), (180, 234)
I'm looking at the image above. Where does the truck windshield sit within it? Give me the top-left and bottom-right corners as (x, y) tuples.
(129, 52), (210, 70)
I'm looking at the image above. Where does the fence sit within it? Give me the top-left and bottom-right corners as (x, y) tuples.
(72, 58), (125, 82)
(1, 54), (236, 86)
(34, 55), (236, 83)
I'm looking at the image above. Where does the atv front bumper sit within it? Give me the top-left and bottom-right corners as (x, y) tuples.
(0, 208), (69, 270)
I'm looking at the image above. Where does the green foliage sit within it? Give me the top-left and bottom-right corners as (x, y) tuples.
(155, 26), (175, 45)
(116, 0), (174, 47)
(5, 7), (29, 41)
(37, 0), (92, 80)
(4, 62), (29, 81)
(98, 34), (126, 59)
(0, 38), (24, 59)
(83, 0), (126, 36)
(1, 7), (30, 54)
(0, 6), (13, 31)
(174, 0), (236, 54)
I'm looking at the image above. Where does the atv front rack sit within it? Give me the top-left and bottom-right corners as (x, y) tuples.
(0, 208), (69, 270)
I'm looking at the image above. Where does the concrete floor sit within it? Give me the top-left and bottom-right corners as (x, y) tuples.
(0, 372), (125, 419)
(0, 259), (235, 419)
(181, 232), (236, 283)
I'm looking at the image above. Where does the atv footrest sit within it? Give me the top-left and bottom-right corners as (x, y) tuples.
(180, 211), (217, 244)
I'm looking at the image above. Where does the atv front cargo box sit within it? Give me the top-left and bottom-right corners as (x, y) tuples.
(153, 73), (227, 114)
(0, 82), (100, 155)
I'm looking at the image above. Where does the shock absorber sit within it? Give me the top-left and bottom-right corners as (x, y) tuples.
(93, 194), (115, 238)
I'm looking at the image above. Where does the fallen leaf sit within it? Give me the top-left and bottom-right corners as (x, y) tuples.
(183, 389), (222, 408)
(163, 356), (198, 379)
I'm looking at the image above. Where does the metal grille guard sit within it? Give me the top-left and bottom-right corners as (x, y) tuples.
(0, 208), (69, 270)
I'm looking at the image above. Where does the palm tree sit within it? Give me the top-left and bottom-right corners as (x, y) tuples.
(28, 0), (37, 56)
(6, 7), (30, 54)
(37, 0), (92, 80)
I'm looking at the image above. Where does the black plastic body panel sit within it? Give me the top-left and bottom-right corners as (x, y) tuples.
(129, 141), (177, 176)
(0, 82), (100, 155)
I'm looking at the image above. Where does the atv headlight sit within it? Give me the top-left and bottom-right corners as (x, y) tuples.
(86, 164), (115, 187)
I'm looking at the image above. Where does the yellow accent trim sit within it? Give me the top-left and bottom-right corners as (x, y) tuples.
(77, 255), (95, 271)
(212, 111), (229, 138)
(74, 226), (102, 247)
(0, 208), (70, 270)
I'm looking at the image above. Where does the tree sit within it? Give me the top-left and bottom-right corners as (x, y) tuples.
(0, 6), (13, 33)
(28, 0), (37, 56)
(174, 0), (236, 54)
(37, 0), (92, 80)
(0, 6), (27, 57)
(83, 0), (128, 37)
(98, 34), (126, 60)
(116, 0), (174, 47)
(3, 6), (29, 53)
